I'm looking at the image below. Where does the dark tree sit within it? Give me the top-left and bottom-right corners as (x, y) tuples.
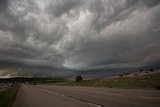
(120, 74), (123, 77)
(134, 73), (138, 76)
(139, 69), (143, 71)
(156, 86), (160, 90)
(76, 75), (83, 82)
(148, 69), (154, 72)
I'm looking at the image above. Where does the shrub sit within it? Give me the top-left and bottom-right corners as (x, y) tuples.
(156, 86), (160, 90)
(76, 75), (83, 82)
(134, 73), (138, 76)
(126, 73), (129, 75)
(148, 69), (154, 72)
(139, 69), (143, 71)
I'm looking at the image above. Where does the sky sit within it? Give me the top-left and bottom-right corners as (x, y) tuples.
(0, 0), (160, 77)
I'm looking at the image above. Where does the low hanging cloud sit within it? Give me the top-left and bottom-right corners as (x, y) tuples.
(0, 0), (160, 77)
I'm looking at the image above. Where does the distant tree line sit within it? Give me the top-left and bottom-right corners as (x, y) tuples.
(0, 77), (66, 84)
(120, 68), (155, 77)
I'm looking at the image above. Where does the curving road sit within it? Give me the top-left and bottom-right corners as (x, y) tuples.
(12, 84), (160, 107)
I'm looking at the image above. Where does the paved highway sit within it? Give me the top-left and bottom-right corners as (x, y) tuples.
(12, 84), (160, 107)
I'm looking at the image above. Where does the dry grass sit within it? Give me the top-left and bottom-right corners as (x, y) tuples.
(59, 72), (160, 90)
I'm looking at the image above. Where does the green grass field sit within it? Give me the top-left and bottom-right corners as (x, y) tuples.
(59, 72), (160, 90)
(0, 86), (19, 107)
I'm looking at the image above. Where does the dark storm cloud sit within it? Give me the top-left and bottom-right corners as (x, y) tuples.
(141, 0), (160, 7)
(0, 0), (160, 77)
(47, 0), (81, 17)
(0, 0), (8, 11)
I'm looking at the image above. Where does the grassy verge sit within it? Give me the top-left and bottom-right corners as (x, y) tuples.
(58, 72), (160, 90)
(0, 86), (20, 107)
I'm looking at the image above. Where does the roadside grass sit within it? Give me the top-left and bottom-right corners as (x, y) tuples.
(0, 86), (20, 107)
(58, 72), (160, 90)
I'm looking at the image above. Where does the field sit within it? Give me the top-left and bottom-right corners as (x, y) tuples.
(0, 71), (159, 107)
(58, 72), (160, 90)
(0, 86), (20, 107)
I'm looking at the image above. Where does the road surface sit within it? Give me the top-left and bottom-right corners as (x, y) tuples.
(12, 84), (160, 107)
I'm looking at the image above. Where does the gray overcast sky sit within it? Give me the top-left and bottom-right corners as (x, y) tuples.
(0, 0), (160, 77)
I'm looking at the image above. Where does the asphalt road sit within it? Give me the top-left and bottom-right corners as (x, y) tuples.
(12, 84), (160, 107)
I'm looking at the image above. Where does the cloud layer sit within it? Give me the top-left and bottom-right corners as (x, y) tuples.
(0, 0), (160, 77)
